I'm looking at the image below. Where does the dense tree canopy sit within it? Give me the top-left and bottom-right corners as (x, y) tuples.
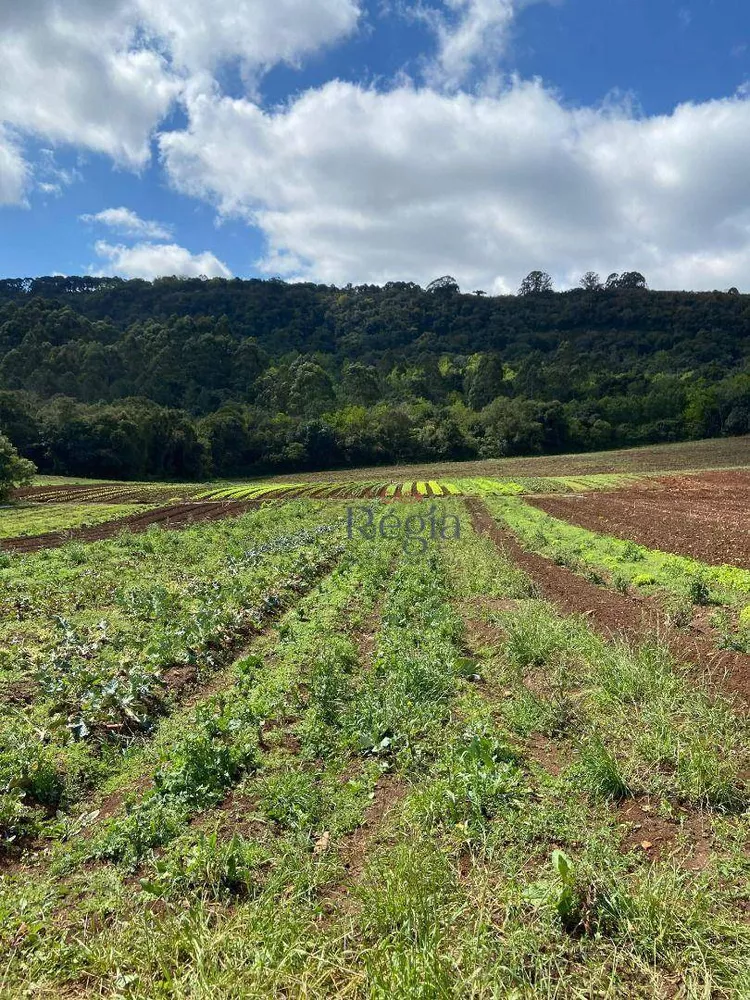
(0, 274), (748, 479)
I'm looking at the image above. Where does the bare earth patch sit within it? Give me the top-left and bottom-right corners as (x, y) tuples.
(530, 470), (750, 567)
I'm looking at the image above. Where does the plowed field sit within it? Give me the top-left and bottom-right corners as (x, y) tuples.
(529, 470), (750, 567)
(466, 498), (750, 708)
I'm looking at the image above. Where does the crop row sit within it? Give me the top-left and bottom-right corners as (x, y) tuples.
(0, 503), (152, 540)
(0, 510), (485, 960)
(18, 484), (201, 504)
(0, 503), (346, 842)
(490, 495), (750, 644)
(195, 473), (644, 502)
(16, 473), (645, 507)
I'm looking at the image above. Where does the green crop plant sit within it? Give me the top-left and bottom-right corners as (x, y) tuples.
(490, 496), (750, 614)
(441, 482), (461, 495)
(0, 502), (347, 841)
(1, 493), (749, 999)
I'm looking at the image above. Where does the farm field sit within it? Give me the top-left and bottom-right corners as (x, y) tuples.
(0, 502), (263, 555)
(529, 470), (750, 567)
(254, 434), (750, 484)
(1, 450), (749, 997)
(0, 503), (154, 541)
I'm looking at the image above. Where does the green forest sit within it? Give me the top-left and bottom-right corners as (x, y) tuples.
(0, 273), (748, 480)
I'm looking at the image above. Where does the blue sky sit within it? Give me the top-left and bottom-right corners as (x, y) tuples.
(1, 0), (749, 291)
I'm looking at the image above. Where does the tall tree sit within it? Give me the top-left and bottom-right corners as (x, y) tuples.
(618, 271), (648, 290)
(579, 271), (602, 291)
(426, 275), (460, 294)
(518, 271), (553, 295)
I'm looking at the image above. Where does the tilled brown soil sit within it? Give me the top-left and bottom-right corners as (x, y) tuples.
(529, 470), (750, 567)
(0, 501), (262, 553)
(617, 797), (713, 870)
(465, 498), (750, 710)
(13, 483), (199, 504)
(257, 436), (750, 484)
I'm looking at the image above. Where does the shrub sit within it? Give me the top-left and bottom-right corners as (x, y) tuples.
(684, 573), (711, 606)
(0, 432), (35, 502)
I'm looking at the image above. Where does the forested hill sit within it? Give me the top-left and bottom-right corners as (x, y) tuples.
(0, 274), (749, 479)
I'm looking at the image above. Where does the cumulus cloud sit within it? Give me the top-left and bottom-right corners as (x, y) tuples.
(158, 80), (750, 292)
(0, 0), (361, 173)
(81, 207), (173, 240)
(0, 126), (29, 206)
(4, 0), (750, 292)
(139, 0), (361, 76)
(0, 0), (178, 168)
(92, 240), (233, 279)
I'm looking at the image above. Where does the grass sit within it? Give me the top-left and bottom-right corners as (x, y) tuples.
(0, 494), (748, 997)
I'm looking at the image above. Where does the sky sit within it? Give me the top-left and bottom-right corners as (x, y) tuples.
(1, 0), (749, 292)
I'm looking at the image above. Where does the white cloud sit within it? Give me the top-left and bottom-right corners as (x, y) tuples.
(92, 240), (233, 279)
(3, 0), (750, 294)
(0, 0), (361, 175)
(0, 1), (178, 168)
(81, 207), (173, 240)
(138, 0), (361, 76)
(159, 80), (750, 291)
(418, 0), (523, 89)
(35, 149), (82, 197)
(0, 126), (29, 206)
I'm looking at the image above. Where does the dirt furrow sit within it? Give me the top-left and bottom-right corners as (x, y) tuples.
(0, 501), (264, 553)
(465, 498), (750, 709)
(530, 471), (750, 567)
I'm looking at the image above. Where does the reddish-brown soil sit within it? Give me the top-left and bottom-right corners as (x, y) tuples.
(13, 483), (198, 504)
(257, 436), (750, 484)
(465, 498), (750, 710)
(617, 798), (713, 870)
(0, 501), (262, 553)
(530, 470), (750, 567)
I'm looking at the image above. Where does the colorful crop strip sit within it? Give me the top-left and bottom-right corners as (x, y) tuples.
(17, 472), (649, 508)
(193, 473), (646, 502)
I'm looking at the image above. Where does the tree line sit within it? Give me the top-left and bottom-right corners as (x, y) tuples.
(0, 273), (748, 481)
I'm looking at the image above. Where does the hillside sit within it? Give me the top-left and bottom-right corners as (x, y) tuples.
(1, 276), (749, 479)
